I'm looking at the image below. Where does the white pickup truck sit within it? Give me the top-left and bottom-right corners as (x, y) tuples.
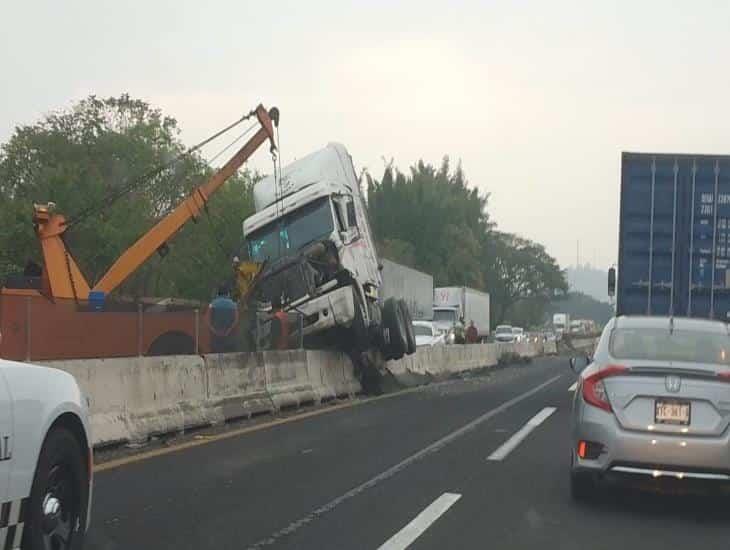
(243, 143), (416, 367)
(0, 354), (92, 550)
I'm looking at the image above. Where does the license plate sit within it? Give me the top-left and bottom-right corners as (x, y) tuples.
(655, 399), (691, 425)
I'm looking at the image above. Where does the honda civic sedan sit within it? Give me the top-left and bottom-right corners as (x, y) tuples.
(569, 315), (730, 499)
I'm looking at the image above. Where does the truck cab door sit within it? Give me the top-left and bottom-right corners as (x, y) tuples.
(333, 196), (359, 245)
(0, 370), (12, 499)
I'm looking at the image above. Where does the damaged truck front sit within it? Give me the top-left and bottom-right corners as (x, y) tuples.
(242, 143), (415, 363)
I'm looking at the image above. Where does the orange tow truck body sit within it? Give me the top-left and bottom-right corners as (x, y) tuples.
(0, 105), (277, 361)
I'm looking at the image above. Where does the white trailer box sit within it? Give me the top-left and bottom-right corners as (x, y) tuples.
(380, 259), (433, 320)
(433, 286), (490, 340)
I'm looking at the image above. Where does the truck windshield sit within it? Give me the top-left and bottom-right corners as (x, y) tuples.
(610, 328), (730, 366)
(247, 198), (334, 262)
(433, 309), (456, 323)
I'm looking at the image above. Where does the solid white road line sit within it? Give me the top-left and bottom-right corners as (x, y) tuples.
(377, 493), (462, 550)
(568, 382), (577, 392)
(487, 407), (557, 461)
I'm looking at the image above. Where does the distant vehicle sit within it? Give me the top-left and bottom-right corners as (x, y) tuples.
(570, 320), (583, 335)
(433, 287), (490, 342)
(553, 313), (570, 339)
(569, 315), (730, 500)
(0, 352), (93, 549)
(543, 331), (557, 342)
(616, 152), (730, 320)
(380, 259), (434, 321)
(494, 325), (514, 343)
(412, 321), (446, 347)
(511, 327), (526, 343)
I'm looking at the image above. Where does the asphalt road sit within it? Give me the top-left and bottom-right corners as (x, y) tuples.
(86, 355), (730, 550)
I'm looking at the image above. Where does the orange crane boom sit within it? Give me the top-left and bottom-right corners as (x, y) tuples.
(31, 104), (278, 301)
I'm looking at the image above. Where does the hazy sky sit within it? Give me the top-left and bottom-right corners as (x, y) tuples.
(3, 1), (730, 270)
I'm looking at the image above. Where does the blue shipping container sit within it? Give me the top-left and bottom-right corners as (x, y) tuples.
(618, 152), (730, 320)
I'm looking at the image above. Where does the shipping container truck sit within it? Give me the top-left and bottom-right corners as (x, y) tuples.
(379, 259), (433, 321)
(432, 286), (490, 341)
(616, 152), (730, 319)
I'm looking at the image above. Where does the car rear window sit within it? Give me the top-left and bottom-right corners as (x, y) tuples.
(610, 328), (730, 365)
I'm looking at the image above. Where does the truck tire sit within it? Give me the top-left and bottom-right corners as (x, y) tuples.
(399, 300), (416, 355)
(382, 298), (407, 360)
(25, 426), (89, 550)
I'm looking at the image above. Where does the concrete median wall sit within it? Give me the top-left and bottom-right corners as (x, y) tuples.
(386, 341), (543, 384)
(41, 340), (550, 448)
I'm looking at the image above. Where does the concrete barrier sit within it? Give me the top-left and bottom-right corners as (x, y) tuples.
(264, 350), (317, 410)
(41, 338), (550, 448)
(306, 349), (361, 401)
(203, 352), (273, 421)
(43, 355), (214, 447)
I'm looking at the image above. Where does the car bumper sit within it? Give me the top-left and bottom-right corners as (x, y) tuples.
(572, 404), (730, 477)
(296, 286), (355, 337)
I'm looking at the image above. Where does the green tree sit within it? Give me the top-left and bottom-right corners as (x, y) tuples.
(487, 232), (568, 325)
(367, 159), (567, 326)
(0, 94), (257, 301)
(367, 157), (491, 288)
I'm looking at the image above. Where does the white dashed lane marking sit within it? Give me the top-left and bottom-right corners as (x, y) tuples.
(487, 407), (557, 461)
(377, 493), (462, 550)
(568, 382), (577, 392)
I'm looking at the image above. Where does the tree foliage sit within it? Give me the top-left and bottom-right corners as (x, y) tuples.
(0, 94), (256, 301)
(367, 159), (567, 327)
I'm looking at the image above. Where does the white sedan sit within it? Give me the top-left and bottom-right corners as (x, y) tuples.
(0, 351), (92, 549)
(412, 321), (446, 347)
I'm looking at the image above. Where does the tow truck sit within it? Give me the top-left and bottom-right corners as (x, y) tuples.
(0, 104), (278, 361)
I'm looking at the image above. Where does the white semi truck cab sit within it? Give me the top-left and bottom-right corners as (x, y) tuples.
(243, 143), (415, 363)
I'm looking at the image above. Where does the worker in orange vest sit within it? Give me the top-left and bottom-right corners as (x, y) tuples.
(270, 296), (290, 350)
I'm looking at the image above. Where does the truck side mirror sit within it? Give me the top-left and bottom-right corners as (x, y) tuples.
(608, 267), (616, 297)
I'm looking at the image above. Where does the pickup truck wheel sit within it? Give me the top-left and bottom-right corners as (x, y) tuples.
(399, 300), (416, 355)
(25, 426), (88, 550)
(382, 298), (407, 360)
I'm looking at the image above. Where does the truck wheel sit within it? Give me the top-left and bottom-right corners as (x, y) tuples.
(25, 426), (89, 550)
(382, 298), (407, 360)
(147, 331), (194, 356)
(399, 300), (416, 355)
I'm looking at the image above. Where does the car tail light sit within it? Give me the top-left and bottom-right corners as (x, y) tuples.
(717, 371), (730, 382)
(577, 440), (604, 459)
(582, 365), (628, 412)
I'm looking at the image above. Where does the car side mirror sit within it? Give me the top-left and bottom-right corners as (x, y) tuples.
(570, 355), (591, 372)
(608, 267), (616, 298)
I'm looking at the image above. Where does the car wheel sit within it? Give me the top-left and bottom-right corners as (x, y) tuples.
(25, 426), (88, 550)
(398, 300), (416, 355)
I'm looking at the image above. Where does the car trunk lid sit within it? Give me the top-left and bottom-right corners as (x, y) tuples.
(604, 361), (730, 437)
